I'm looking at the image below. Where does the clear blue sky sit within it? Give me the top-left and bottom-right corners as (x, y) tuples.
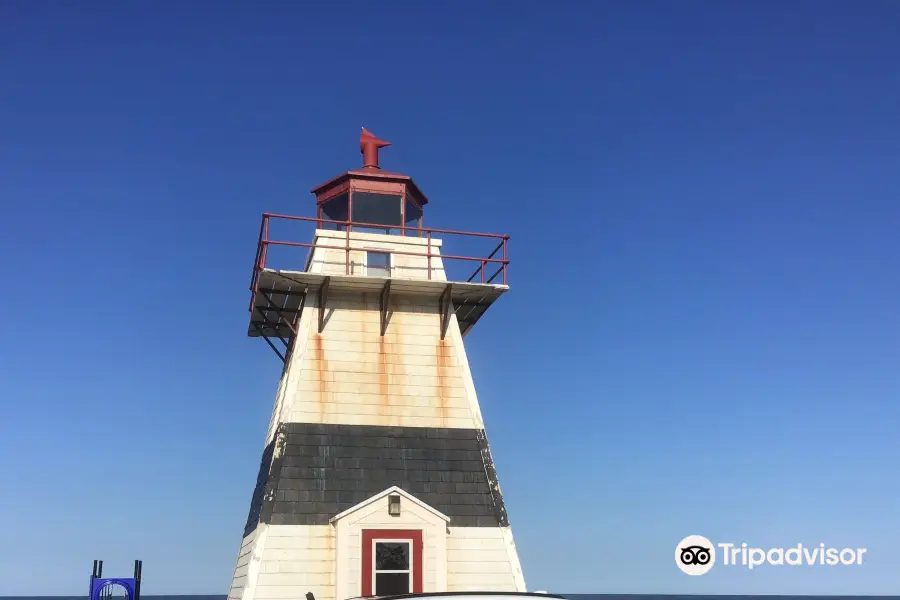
(1, 1), (898, 596)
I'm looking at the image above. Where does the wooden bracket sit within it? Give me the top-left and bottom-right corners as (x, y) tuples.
(439, 283), (452, 340)
(251, 320), (285, 363)
(318, 277), (330, 333)
(379, 280), (392, 337)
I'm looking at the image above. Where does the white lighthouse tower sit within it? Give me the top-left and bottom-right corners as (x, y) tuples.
(228, 129), (525, 600)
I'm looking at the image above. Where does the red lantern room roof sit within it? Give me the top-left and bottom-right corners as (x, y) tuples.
(310, 128), (429, 207)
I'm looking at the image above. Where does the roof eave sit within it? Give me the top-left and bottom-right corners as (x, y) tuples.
(310, 170), (429, 205)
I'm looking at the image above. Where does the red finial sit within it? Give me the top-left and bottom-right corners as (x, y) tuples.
(360, 127), (391, 169)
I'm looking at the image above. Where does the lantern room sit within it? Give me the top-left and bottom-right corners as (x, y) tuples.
(312, 128), (428, 235)
(246, 128), (511, 364)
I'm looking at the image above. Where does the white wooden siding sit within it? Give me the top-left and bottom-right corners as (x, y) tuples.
(447, 526), (526, 592)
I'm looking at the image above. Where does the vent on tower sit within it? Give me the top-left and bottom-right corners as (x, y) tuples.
(360, 127), (390, 169)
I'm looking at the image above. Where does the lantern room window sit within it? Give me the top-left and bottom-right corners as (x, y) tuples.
(353, 192), (402, 234)
(320, 193), (349, 231)
(318, 191), (424, 236)
(404, 197), (422, 234)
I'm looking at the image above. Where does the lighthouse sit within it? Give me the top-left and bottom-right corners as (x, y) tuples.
(229, 129), (525, 600)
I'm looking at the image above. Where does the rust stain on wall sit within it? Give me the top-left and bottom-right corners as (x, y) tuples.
(378, 335), (390, 408)
(436, 337), (451, 424)
(385, 321), (408, 428)
(359, 293), (389, 426)
(312, 333), (329, 422)
(376, 293), (391, 427)
(324, 526), (335, 553)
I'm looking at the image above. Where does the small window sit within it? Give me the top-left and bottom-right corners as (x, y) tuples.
(366, 251), (391, 277)
(374, 541), (411, 595)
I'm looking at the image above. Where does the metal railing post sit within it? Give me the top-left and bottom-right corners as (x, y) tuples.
(503, 237), (508, 285)
(345, 219), (351, 275)
(261, 215), (270, 269)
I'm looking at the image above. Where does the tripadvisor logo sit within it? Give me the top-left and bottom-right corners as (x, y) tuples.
(675, 535), (867, 575)
(676, 535), (716, 575)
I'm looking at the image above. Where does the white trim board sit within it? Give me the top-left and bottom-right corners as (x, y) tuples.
(330, 486), (451, 524)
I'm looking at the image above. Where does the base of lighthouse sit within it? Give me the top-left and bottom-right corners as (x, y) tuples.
(228, 425), (526, 600)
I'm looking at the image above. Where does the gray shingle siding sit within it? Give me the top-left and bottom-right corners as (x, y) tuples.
(242, 438), (275, 538)
(243, 422), (509, 533)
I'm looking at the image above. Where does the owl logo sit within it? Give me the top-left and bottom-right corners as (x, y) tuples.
(675, 535), (716, 575)
(679, 545), (712, 565)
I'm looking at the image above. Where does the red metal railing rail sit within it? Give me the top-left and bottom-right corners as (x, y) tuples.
(248, 213), (509, 311)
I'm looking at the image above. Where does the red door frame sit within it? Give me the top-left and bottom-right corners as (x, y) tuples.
(361, 529), (423, 596)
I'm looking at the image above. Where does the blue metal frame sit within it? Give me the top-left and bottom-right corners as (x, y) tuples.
(90, 578), (136, 600)
(88, 559), (142, 600)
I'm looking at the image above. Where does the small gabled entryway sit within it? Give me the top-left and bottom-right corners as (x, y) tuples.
(330, 486), (450, 600)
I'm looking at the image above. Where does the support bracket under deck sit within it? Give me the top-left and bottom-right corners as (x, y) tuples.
(318, 277), (330, 333)
(251, 319), (286, 362)
(379, 280), (392, 337)
(439, 283), (453, 340)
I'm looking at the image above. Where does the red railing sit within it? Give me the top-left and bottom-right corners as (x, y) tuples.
(248, 213), (509, 311)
